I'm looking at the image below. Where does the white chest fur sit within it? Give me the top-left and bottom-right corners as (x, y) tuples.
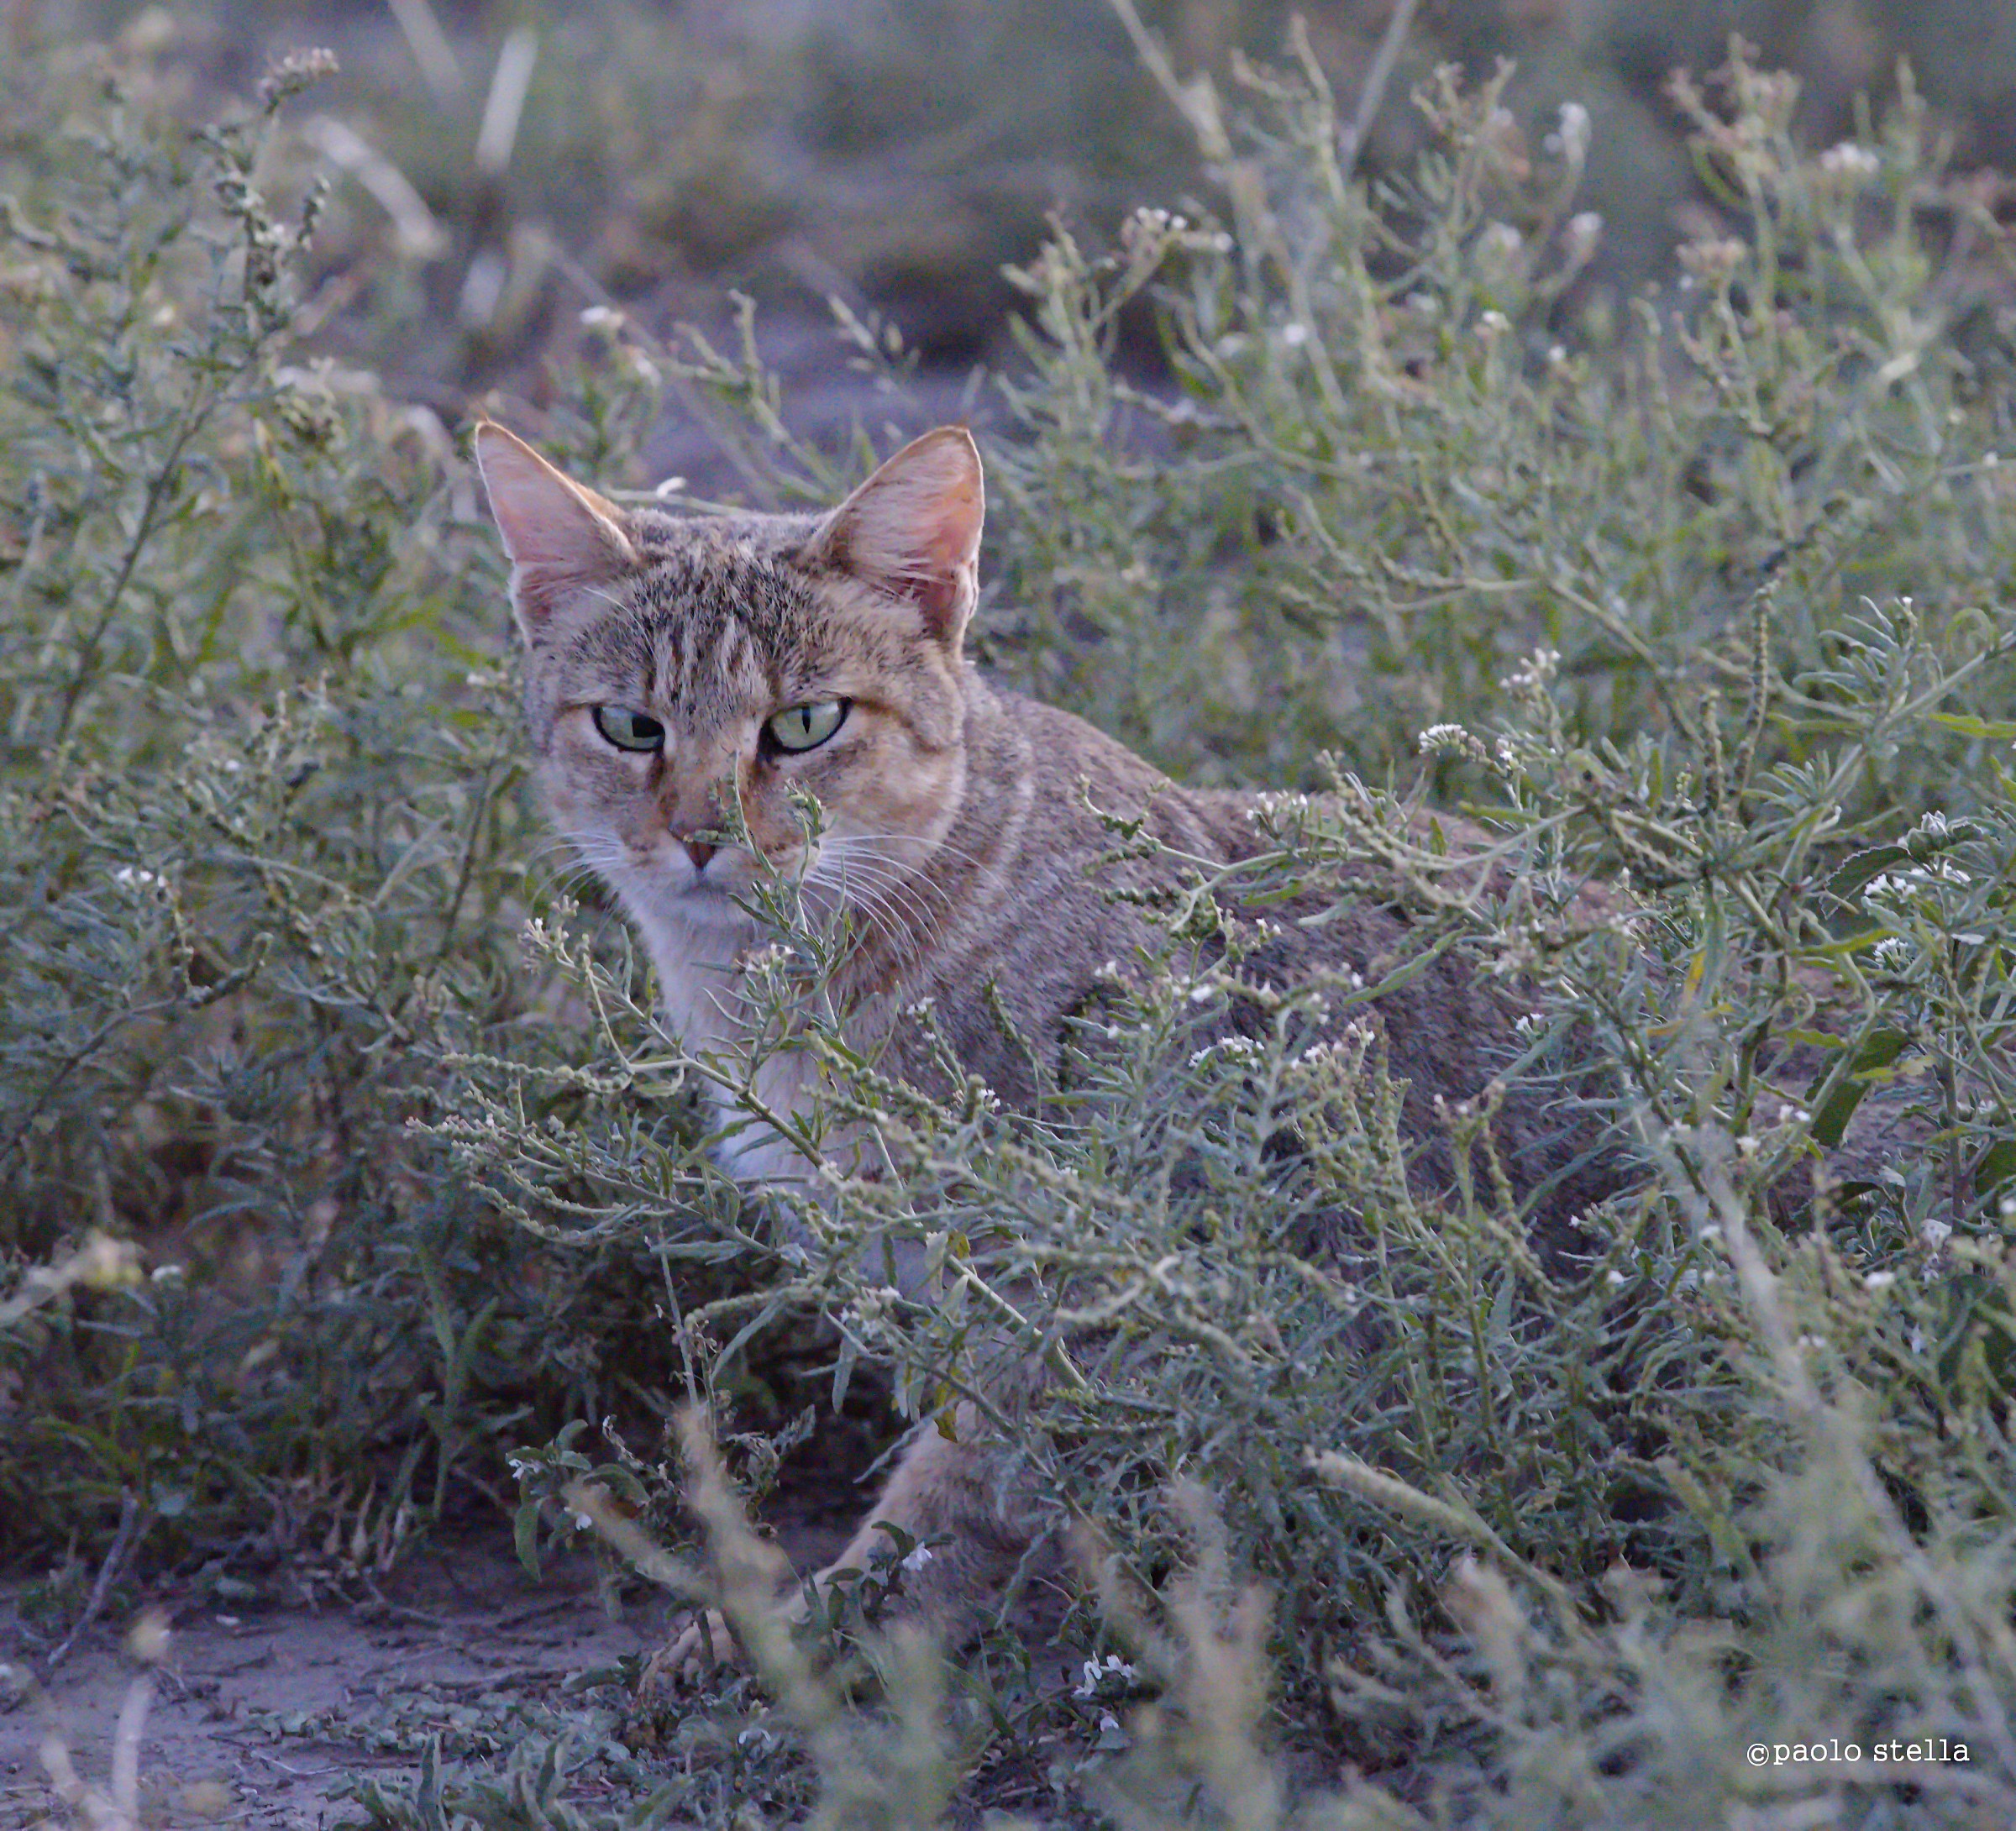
(625, 894), (841, 1197)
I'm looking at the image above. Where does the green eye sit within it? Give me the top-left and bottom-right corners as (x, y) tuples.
(592, 706), (665, 752)
(764, 699), (848, 753)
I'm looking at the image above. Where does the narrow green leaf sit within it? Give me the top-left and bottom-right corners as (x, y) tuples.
(1928, 711), (2016, 740)
(1809, 1028), (1914, 1149)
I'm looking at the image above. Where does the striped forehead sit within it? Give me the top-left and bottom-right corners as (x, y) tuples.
(648, 596), (771, 723)
(568, 547), (822, 724)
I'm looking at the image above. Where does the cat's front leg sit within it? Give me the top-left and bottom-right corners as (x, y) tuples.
(624, 1405), (1053, 1735)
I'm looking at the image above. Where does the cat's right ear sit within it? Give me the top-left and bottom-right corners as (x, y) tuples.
(801, 426), (984, 648)
(472, 422), (638, 637)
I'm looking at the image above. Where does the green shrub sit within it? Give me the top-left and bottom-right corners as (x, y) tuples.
(0, 40), (692, 1571)
(456, 38), (2016, 1827)
(9, 24), (2016, 1831)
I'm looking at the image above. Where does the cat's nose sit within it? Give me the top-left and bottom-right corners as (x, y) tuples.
(681, 837), (717, 872)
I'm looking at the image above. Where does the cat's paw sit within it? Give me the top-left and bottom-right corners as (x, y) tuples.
(661, 1606), (743, 1679)
(622, 1610), (743, 1747)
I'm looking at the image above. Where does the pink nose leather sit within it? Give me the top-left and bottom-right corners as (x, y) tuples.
(681, 837), (717, 871)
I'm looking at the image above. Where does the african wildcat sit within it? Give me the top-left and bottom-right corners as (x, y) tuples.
(473, 421), (1626, 1694)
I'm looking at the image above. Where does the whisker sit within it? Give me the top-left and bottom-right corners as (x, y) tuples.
(822, 831), (991, 877)
(570, 582), (634, 614)
(816, 840), (958, 915)
(816, 855), (942, 953)
(522, 834), (620, 886)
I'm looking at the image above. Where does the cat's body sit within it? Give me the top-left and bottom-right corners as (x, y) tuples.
(475, 422), (1625, 1702)
(660, 668), (1605, 1212)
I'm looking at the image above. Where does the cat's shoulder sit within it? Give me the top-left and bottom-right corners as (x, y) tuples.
(970, 677), (1243, 853)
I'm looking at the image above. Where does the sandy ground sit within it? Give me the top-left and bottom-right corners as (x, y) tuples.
(1, 1529), (670, 1829)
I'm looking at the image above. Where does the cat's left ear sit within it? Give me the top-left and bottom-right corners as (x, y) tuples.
(801, 427), (984, 646)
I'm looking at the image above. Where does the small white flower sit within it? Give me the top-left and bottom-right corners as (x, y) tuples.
(1864, 1271), (1897, 1292)
(1417, 722), (1473, 755)
(901, 1543), (934, 1573)
(1278, 321), (1310, 348)
(1189, 1036), (1261, 1069)
(1552, 102), (1591, 164)
(1499, 647), (1561, 693)
(1076, 1652), (1138, 1697)
(1819, 142), (1880, 179)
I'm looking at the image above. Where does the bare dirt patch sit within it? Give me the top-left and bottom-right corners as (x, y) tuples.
(2, 1529), (667, 1828)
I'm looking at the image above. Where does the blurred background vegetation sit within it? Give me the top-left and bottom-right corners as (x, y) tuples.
(26, 0), (2016, 475)
(9, 1), (2016, 1824)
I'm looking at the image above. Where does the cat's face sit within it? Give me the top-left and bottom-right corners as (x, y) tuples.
(475, 424), (984, 947)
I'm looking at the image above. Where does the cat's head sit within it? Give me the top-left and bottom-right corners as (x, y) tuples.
(474, 422), (984, 946)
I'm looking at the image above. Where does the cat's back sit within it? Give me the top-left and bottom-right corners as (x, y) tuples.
(942, 682), (1615, 1245)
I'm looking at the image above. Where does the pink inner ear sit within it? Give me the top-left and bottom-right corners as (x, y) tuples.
(820, 429), (984, 641)
(912, 568), (963, 636)
(475, 427), (635, 588)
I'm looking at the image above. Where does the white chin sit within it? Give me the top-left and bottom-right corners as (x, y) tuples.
(600, 866), (737, 931)
(667, 883), (748, 923)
